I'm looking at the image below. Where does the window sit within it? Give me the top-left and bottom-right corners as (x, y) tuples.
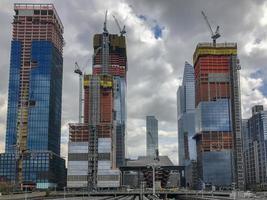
(27, 17), (32, 22)
(34, 10), (40, 15)
(41, 10), (47, 15)
(48, 10), (53, 15)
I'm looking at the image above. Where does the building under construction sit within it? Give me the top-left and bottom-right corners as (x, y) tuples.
(193, 42), (244, 189)
(67, 14), (127, 189)
(0, 3), (66, 189)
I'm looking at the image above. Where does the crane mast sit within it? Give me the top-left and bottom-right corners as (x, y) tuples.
(74, 62), (83, 123)
(102, 10), (109, 74)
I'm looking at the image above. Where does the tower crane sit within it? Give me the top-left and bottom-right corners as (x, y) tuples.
(74, 62), (83, 123)
(112, 15), (126, 36)
(201, 11), (220, 45)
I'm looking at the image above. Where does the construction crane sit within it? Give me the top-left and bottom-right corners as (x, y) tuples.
(201, 11), (220, 45)
(74, 62), (83, 123)
(112, 15), (126, 36)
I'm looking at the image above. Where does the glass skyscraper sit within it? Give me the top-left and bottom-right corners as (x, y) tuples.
(243, 105), (267, 189)
(0, 3), (66, 189)
(146, 116), (158, 157)
(177, 61), (196, 166)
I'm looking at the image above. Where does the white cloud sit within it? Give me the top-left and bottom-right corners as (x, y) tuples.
(240, 73), (267, 119)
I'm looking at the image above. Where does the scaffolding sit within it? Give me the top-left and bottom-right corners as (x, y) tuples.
(87, 76), (100, 190)
(230, 55), (245, 190)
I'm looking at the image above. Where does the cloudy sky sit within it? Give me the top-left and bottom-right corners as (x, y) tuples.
(0, 0), (267, 165)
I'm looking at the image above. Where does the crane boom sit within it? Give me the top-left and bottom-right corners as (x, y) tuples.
(201, 11), (221, 45)
(112, 15), (126, 36)
(201, 11), (214, 36)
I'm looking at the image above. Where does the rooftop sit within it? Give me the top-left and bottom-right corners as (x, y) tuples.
(127, 156), (174, 167)
(14, 3), (63, 32)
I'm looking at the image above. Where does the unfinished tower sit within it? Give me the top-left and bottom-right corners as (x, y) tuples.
(193, 43), (244, 189)
(67, 14), (127, 189)
(0, 3), (66, 189)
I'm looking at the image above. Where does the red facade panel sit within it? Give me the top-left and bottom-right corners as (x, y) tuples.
(195, 56), (231, 106)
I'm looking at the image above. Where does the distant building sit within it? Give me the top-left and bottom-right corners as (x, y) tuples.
(146, 116), (159, 157)
(0, 3), (66, 189)
(177, 61), (196, 166)
(120, 156), (185, 188)
(243, 105), (267, 189)
(193, 43), (244, 188)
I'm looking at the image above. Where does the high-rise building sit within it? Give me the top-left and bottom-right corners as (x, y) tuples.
(177, 61), (196, 166)
(92, 33), (127, 168)
(0, 3), (66, 189)
(146, 116), (158, 157)
(243, 105), (267, 189)
(193, 43), (244, 188)
(67, 19), (127, 188)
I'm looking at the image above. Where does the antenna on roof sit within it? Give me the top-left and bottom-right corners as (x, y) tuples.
(103, 10), (108, 33)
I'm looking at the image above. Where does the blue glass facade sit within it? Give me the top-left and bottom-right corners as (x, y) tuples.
(114, 77), (126, 167)
(5, 41), (22, 152)
(0, 152), (66, 188)
(146, 116), (158, 157)
(202, 151), (232, 186)
(1, 40), (65, 188)
(195, 99), (233, 187)
(195, 99), (231, 133)
(28, 41), (63, 155)
(177, 62), (196, 166)
(5, 41), (62, 155)
(243, 107), (267, 188)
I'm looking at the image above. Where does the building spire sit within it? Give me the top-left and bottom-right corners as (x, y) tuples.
(103, 10), (108, 33)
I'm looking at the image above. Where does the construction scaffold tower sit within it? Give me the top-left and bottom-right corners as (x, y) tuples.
(230, 56), (245, 190)
(87, 76), (100, 190)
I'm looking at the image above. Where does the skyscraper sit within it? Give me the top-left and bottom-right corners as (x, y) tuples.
(193, 43), (244, 188)
(177, 61), (196, 166)
(92, 33), (127, 168)
(243, 105), (267, 189)
(146, 116), (158, 157)
(67, 17), (127, 188)
(0, 3), (66, 189)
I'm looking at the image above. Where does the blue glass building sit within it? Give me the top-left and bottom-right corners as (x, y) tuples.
(177, 62), (196, 166)
(146, 116), (158, 157)
(243, 105), (267, 189)
(0, 3), (66, 189)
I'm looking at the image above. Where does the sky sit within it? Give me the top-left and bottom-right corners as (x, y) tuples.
(0, 0), (267, 165)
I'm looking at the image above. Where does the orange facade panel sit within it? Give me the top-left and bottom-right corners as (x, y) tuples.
(196, 132), (233, 152)
(69, 124), (89, 142)
(93, 65), (126, 77)
(194, 56), (231, 106)
(97, 124), (112, 138)
(100, 89), (113, 123)
(195, 82), (230, 105)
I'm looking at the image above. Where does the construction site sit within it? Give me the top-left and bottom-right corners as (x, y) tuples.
(67, 12), (127, 189)
(193, 11), (244, 189)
